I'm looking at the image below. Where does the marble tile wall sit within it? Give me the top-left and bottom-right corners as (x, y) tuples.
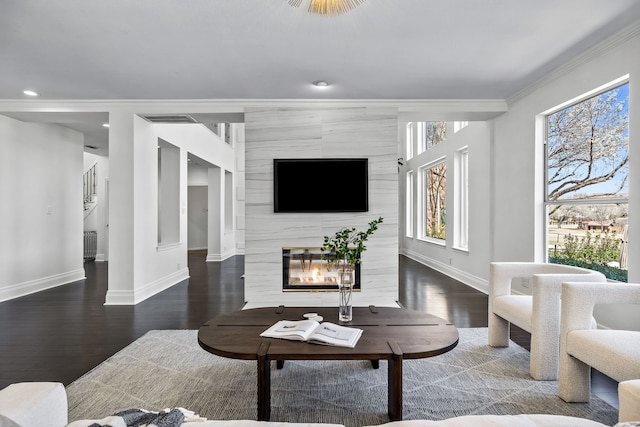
(244, 107), (399, 309)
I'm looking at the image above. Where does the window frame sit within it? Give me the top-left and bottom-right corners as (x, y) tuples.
(405, 122), (414, 160)
(406, 170), (414, 237)
(419, 157), (447, 245)
(454, 121), (469, 133)
(454, 146), (469, 251)
(543, 77), (629, 277)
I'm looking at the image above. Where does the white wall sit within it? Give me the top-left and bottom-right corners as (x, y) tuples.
(244, 107), (399, 308)
(492, 25), (640, 330)
(188, 162), (209, 185)
(493, 28), (640, 267)
(397, 23), (640, 330)
(188, 163), (210, 251)
(234, 124), (246, 254)
(0, 115), (85, 301)
(400, 122), (492, 293)
(188, 186), (208, 250)
(105, 115), (235, 304)
(2, 21), (638, 321)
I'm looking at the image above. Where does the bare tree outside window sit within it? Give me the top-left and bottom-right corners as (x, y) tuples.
(547, 84), (628, 201)
(425, 163), (446, 240)
(546, 82), (629, 282)
(426, 121), (447, 148)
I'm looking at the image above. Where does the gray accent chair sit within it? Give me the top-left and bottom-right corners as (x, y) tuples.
(558, 282), (640, 403)
(488, 262), (606, 380)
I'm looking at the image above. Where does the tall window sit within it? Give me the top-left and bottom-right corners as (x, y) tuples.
(422, 160), (447, 241)
(426, 121), (447, 148)
(454, 121), (469, 133)
(406, 171), (414, 237)
(545, 81), (629, 282)
(416, 121), (446, 154)
(455, 147), (469, 250)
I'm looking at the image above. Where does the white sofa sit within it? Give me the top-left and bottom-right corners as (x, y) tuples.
(371, 416), (639, 427)
(0, 382), (343, 427)
(1, 380), (640, 427)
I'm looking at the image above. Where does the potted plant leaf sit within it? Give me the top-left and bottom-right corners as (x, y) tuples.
(320, 216), (383, 321)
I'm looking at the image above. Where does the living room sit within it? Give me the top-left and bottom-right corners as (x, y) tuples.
(1, 1), (640, 426)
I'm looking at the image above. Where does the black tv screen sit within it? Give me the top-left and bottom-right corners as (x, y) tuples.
(274, 158), (369, 213)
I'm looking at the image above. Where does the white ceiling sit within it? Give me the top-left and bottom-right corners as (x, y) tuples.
(2, 0), (640, 151)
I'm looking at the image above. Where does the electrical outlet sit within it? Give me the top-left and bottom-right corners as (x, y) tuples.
(521, 277), (530, 288)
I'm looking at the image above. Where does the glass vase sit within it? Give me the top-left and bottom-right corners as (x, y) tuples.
(337, 262), (355, 322)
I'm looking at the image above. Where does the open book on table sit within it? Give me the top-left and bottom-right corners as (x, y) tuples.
(259, 319), (363, 348)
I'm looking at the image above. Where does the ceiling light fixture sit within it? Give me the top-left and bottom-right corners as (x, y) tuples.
(288, 0), (366, 16)
(313, 80), (330, 88)
(23, 90), (39, 97)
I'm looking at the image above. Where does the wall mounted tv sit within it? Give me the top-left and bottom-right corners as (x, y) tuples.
(274, 158), (369, 213)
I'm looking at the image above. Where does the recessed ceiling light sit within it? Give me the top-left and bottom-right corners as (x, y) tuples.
(102, 123), (110, 128)
(23, 90), (39, 97)
(313, 80), (329, 88)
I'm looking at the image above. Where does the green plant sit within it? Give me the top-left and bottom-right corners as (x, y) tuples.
(427, 223), (446, 240)
(561, 231), (620, 264)
(549, 256), (628, 282)
(551, 231), (627, 282)
(320, 217), (384, 270)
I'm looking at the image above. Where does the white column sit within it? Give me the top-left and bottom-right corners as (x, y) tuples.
(105, 111), (136, 304)
(95, 156), (110, 262)
(206, 166), (222, 261)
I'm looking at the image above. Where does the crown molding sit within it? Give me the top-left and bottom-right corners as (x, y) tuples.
(507, 18), (640, 106)
(0, 98), (508, 120)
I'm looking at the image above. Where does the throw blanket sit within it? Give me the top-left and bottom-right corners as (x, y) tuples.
(66, 407), (207, 427)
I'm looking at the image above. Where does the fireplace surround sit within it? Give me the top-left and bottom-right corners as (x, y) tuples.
(282, 248), (361, 292)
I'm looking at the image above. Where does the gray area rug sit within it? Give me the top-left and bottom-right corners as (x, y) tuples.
(66, 328), (617, 427)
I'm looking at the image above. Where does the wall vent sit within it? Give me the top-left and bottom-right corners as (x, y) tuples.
(141, 115), (198, 124)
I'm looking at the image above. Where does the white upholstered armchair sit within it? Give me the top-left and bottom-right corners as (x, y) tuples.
(488, 262), (606, 380)
(558, 282), (640, 403)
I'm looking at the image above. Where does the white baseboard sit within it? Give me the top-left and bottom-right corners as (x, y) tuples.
(103, 289), (135, 305)
(104, 268), (190, 305)
(0, 269), (86, 302)
(206, 249), (237, 262)
(401, 249), (489, 295)
(206, 253), (222, 262)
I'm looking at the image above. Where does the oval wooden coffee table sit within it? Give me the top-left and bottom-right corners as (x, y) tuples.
(198, 305), (458, 421)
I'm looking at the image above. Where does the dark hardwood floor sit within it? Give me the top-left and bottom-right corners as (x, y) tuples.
(0, 253), (617, 407)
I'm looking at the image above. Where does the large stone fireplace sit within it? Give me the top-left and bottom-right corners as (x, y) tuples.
(282, 248), (361, 292)
(243, 106), (399, 309)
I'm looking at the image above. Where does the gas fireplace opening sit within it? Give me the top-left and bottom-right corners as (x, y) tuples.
(282, 248), (361, 292)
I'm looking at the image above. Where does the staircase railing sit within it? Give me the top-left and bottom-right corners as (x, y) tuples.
(83, 163), (97, 207)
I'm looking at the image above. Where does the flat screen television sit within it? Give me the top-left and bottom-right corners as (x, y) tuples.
(274, 158), (368, 213)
